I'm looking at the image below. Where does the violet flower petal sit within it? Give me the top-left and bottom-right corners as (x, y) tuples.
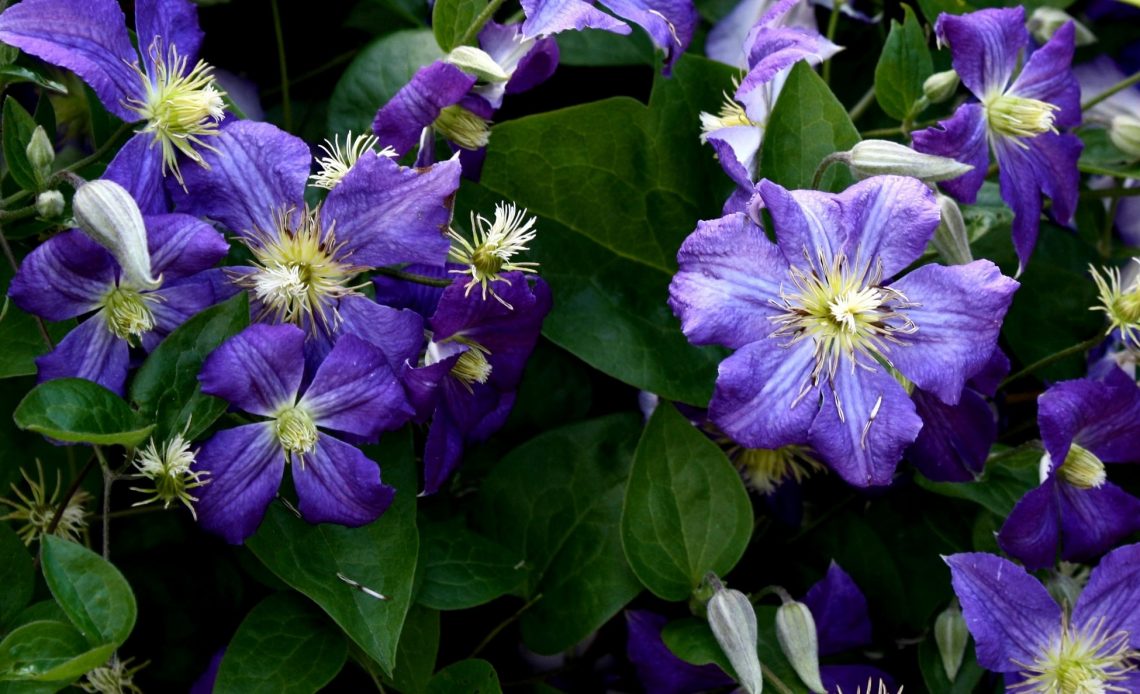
(1073, 542), (1140, 643)
(8, 230), (113, 321)
(372, 62), (476, 157)
(194, 423), (285, 544)
(36, 313), (129, 395)
(802, 561), (873, 656)
(292, 435), (396, 527)
(934, 7), (1026, 98)
(911, 103), (990, 205)
(199, 323), (305, 417)
(997, 480), (1062, 570)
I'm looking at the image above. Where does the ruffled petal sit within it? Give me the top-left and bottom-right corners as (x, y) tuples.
(887, 261), (1018, 404)
(597, 0), (697, 73)
(911, 103), (990, 204)
(668, 212), (787, 349)
(808, 364), (921, 487)
(520, 0), (630, 38)
(135, 0), (203, 68)
(0, 0), (139, 119)
(292, 434), (395, 527)
(997, 481), (1062, 570)
(707, 0), (817, 69)
(8, 230), (113, 321)
(299, 335), (412, 440)
(837, 175), (940, 279)
(756, 179), (846, 270)
(146, 214), (229, 281)
(1073, 542), (1140, 643)
(193, 423), (285, 544)
(737, 27), (841, 102)
(320, 153), (460, 268)
(1006, 22), (1080, 128)
(934, 7), (1026, 98)
(36, 313), (129, 395)
(944, 551), (1060, 673)
(199, 323), (304, 416)
(1058, 481), (1140, 564)
(802, 561), (872, 656)
(909, 387), (994, 482)
(705, 126), (762, 189)
(371, 62), (476, 157)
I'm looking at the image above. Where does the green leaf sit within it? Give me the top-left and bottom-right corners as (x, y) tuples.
(0, 302), (71, 380)
(760, 61), (861, 191)
(621, 403), (752, 601)
(660, 618), (733, 675)
(556, 30), (654, 66)
(417, 519), (525, 611)
(917, 631), (985, 693)
(432, 0), (485, 51)
(0, 524), (33, 630)
(327, 29), (443, 137)
(874, 5), (933, 122)
(478, 55), (736, 405)
(247, 430), (419, 676)
(426, 659), (501, 694)
(13, 379), (153, 447)
(475, 414), (644, 654)
(214, 593), (347, 694)
(130, 293), (249, 441)
(0, 620), (111, 683)
(916, 445), (1041, 517)
(39, 536), (136, 647)
(914, 0), (974, 22)
(0, 68), (67, 95)
(384, 605), (439, 694)
(2, 97), (39, 191)
(1078, 129), (1140, 179)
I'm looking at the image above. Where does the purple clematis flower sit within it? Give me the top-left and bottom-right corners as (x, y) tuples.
(8, 202), (229, 396)
(194, 323), (412, 544)
(669, 176), (1019, 486)
(0, 0), (227, 189)
(172, 120), (458, 359)
(706, 0), (817, 69)
(374, 267), (551, 494)
(911, 7), (1082, 272)
(998, 367), (1140, 570)
(948, 543), (1140, 691)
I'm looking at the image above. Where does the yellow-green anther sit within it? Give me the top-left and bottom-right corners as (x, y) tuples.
(1028, 7), (1096, 46)
(934, 602), (969, 683)
(932, 194), (974, 265)
(34, 190), (64, 219)
(102, 285), (156, 340)
(1091, 260), (1140, 348)
(848, 140), (974, 183)
(73, 180), (161, 290)
(776, 600), (826, 693)
(923, 70), (960, 104)
(985, 93), (1060, 141)
(1057, 444), (1106, 489)
(25, 125), (54, 186)
(275, 407), (318, 456)
(450, 344), (493, 392)
(1109, 114), (1140, 159)
(435, 105), (491, 150)
(446, 46), (509, 82)
(707, 583), (763, 694)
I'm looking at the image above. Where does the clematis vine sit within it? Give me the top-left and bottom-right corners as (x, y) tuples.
(948, 544), (1140, 692)
(669, 175), (1019, 486)
(911, 7), (1082, 272)
(193, 324), (412, 543)
(0, 0), (227, 187)
(998, 367), (1140, 570)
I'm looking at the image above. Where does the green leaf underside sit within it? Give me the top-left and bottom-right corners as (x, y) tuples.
(13, 379), (153, 447)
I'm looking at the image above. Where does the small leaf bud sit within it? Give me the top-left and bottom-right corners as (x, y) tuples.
(1109, 115), (1140, 160)
(934, 602), (969, 682)
(25, 125), (54, 187)
(34, 190), (64, 219)
(932, 194), (973, 265)
(706, 578), (763, 694)
(1028, 8), (1096, 47)
(923, 70), (960, 104)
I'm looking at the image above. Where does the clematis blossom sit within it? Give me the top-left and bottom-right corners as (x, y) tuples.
(669, 176), (1019, 487)
(912, 7), (1082, 272)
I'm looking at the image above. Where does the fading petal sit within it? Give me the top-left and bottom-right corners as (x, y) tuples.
(1058, 481), (1140, 564)
(0, 0), (139, 118)
(838, 175), (940, 279)
(174, 121), (309, 237)
(757, 179), (845, 269)
(146, 214), (229, 280)
(337, 295), (426, 374)
(1073, 542), (1140, 642)
(809, 364), (920, 487)
(8, 230), (113, 321)
(708, 0), (817, 69)
(705, 126), (761, 189)
(520, 0), (630, 38)
(506, 36), (559, 95)
(934, 7), (1026, 98)
(1007, 22), (1079, 128)
(625, 611), (735, 694)
(709, 338), (817, 449)
(997, 481), (1061, 570)
(194, 423), (284, 544)
(321, 153), (460, 268)
(597, 0), (697, 73)
(371, 63), (475, 157)
(36, 313), (129, 395)
(802, 561), (872, 656)
(911, 104), (990, 204)
(909, 387), (994, 482)
(668, 212), (787, 349)
(292, 435), (395, 527)
(1038, 375), (1140, 466)
(738, 27), (841, 101)
(887, 261), (1018, 404)
(423, 408), (465, 495)
(103, 135), (167, 215)
(199, 323), (304, 416)
(944, 552), (1060, 673)
(135, 0), (203, 66)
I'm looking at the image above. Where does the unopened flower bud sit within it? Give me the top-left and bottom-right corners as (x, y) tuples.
(707, 580), (763, 694)
(25, 125), (54, 186)
(848, 140), (973, 183)
(1109, 114), (1140, 160)
(34, 190), (64, 218)
(72, 180), (161, 290)
(934, 602), (968, 682)
(932, 194), (973, 265)
(1028, 8), (1095, 47)
(775, 600), (826, 693)
(446, 46), (509, 83)
(923, 70), (960, 104)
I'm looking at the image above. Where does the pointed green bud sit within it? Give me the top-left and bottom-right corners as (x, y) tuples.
(932, 194), (973, 265)
(34, 190), (64, 219)
(934, 602), (969, 682)
(775, 600), (826, 693)
(1028, 7), (1096, 47)
(923, 70), (960, 104)
(446, 46), (509, 83)
(72, 180), (161, 290)
(1109, 114), (1140, 159)
(707, 582), (763, 694)
(847, 140), (974, 183)
(25, 125), (54, 187)
(1044, 561), (1091, 608)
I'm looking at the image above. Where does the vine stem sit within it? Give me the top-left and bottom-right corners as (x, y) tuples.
(1082, 69), (1140, 112)
(1000, 335), (1103, 389)
(270, 0), (292, 133)
(455, 0), (508, 48)
(847, 85), (876, 122)
(1081, 186), (1140, 200)
(821, 0), (844, 85)
(469, 593), (543, 658)
(811, 152), (850, 189)
(94, 446), (115, 559)
(374, 266), (453, 287)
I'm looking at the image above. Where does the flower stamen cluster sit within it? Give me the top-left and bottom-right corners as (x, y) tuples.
(130, 428), (209, 518)
(274, 406), (319, 462)
(79, 656), (147, 694)
(1090, 261), (1140, 349)
(699, 87), (755, 143)
(1012, 616), (1138, 694)
(450, 340), (493, 392)
(434, 105), (491, 150)
(102, 284), (158, 341)
(449, 202), (539, 307)
(310, 132), (396, 190)
(984, 93), (1060, 145)
(0, 460), (91, 546)
(732, 445), (825, 495)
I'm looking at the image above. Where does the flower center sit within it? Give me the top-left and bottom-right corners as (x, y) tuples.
(275, 407), (318, 456)
(234, 207), (362, 335)
(985, 93), (1059, 142)
(102, 285), (156, 340)
(448, 202), (539, 307)
(450, 342), (493, 392)
(1050, 445), (1107, 490)
(699, 91), (756, 142)
(131, 428), (209, 516)
(1090, 261), (1140, 349)
(434, 105), (491, 150)
(733, 445), (824, 495)
(1014, 618), (1137, 694)
(310, 132), (396, 190)
(128, 39), (226, 185)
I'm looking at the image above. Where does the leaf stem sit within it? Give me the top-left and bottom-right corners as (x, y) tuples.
(847, 85), (876, 123)
(1081, 186), (1140, 200)
(94, 446), (114, 559)
(0, 216), (54, 348)
(821, 0), (843, 85)
(761, 663), (796, 694)
(455, 0), (508, 48)
(270, 0), (292, 133)
(1000, 335), (1103, 389)
(1081, 69), (1140, 112)
(374, 266), (453, 287)
(858, 125), (903, 138)
(469, 593), (543, 658)
(811, 151), (849, 189)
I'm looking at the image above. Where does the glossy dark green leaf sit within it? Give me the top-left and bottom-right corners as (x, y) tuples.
(475, 414), (644, 654)
(417, 519), (525, 611)
(327, 29), (443, 137)
(914, 0), (974, 22)
(13, 379), (153, 447)
(0, 298), (72, 380)
(384, 605), (439, 694)
(556, 30), (654, 66)
(0, 524), (33, 629)
(130, 292), (249, 441)
(917, 631), (985, 693)
(247, 430), (419, 676)
(214, 593), (347, 694)
(432, 0), (485, 51)
(39, 536), (136, 647)
(0, 620), (111, 683)
(874, 5), (933, 122)
(426, 659), (500, 694)
(2, 97), (38, 191)
(621, 403), (752, 601)
(760, 61), (860, 191)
